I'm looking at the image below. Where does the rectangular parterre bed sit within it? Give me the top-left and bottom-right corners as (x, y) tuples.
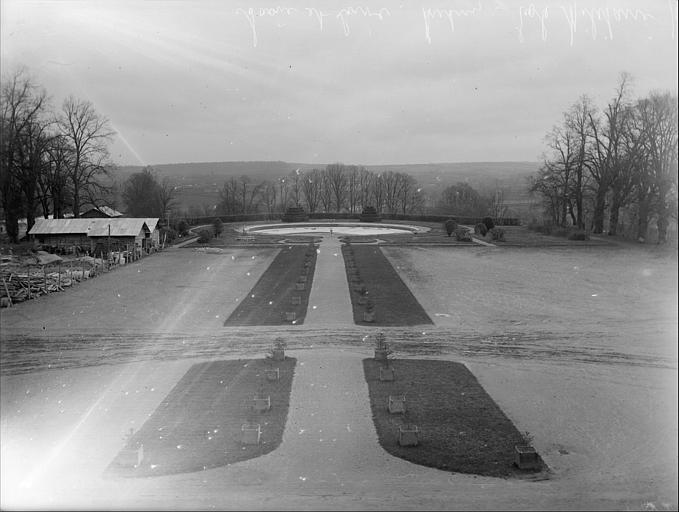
(342, 244), (433, 326)
(363, 358), (545, 477)
(105, 357), (296, 477)
(225, 244), (317, 325)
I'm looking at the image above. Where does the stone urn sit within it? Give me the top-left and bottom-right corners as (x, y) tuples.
(379, 366), (395, 381)
(398, 425), (420, 447)
(241, 424), (261, 444)
(388, 395), (406, 414)
(253, 396), (271, 412)
(514, 445), (540, 470)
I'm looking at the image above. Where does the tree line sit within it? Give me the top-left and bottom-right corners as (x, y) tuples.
(214, 164), (427, 217)
(150, 168), (509, 224)
(1, 68), (115, 243)
(530, 73), (678, 243)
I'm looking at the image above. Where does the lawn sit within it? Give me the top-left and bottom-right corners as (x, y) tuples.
(224, 243), (317, 325)
(363, 358), (546, 477)
(342, 243), (433, 326)
(105, 357), (296, 477)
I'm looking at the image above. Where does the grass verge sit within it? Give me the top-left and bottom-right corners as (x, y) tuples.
(363, 358), (546, 477)
(225, 243), (317, 325)
(105, 357), (296, 478)
(342, 244), (433, 326)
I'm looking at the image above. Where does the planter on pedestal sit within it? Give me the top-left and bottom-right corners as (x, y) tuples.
(241, 424), (261, 444)
(253, 396), (271, 412)
(265, 368), (280, 381)
(398, 425), (420, 446)
(379, 366), (395, 381)
(388, 395), (407, 414)
(118, 443), (144, 468)
(514, 445), (540, 470)
(374, 332), (390, 360)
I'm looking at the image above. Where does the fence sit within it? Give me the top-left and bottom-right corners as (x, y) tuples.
(0, 254), (135, 308)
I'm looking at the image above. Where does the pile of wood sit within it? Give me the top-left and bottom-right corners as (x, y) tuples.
(0, 259), (100, 307)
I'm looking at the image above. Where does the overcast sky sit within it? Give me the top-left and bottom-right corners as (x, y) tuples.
(2, 0), (677, 166)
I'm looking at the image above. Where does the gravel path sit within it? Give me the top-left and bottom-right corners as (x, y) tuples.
(304, 236), (354, 327)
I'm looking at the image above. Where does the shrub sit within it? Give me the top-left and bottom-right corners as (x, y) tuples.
(444, 219), (458, 237)
(176, 219), (190, 236)
(489, 227), (505, 241)
(197, 229), (211, 243)
(474, 223), (488, 236)
(212, 218), (224, 237)
(159, 227), (177, 245)
(568, 230), (589, 241)
(482, 216), (495, 230)
(454, 227), (472, 242)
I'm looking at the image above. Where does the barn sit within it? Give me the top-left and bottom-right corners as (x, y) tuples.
(142, 218), (161, 250)
(28, 219), (96, 252)
(28, 218), (152, 256)
(81, 206), (125, 219)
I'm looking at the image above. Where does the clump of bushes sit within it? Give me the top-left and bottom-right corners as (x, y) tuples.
(568, 230), (589, 241)
(444, 218), (458, 237)
(528, 223), (590, 241)
(488, 227), (505, 241)
(482, 216), (495, 230)
(474, 223), (488, 236)
(197, 229), (212, 243)
(176, 219), (190, 236)
(454, 227), (472, 242)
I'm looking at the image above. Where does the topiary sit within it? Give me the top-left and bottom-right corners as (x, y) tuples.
(482, 216), (495, 230)
(212, 218), (224, 237)
(197, 229), (211, 243)
(444, 218), (458, 237)
(474, 223), (488, 236)
(454, 227), (472, 242)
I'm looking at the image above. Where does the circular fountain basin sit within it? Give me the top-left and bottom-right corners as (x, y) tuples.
(245, 222), (429, 236)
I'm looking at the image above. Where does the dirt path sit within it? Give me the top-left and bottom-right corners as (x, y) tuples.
(304, 236), (354, 326)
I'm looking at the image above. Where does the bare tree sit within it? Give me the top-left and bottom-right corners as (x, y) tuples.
(326, 163), (348, 212)
(566, 95), (596, 229)
(40, 133), (73, 219)
(260, 180), (278, 216)
(57, 95), (115, 217)
(157, 175), (178, 220)
(487, 185), (509, 222)
(288, 168), (303, 205)
(587, 73), (633, 233)
(636, 91), (678, 243)
(1, 68), (49, 241)
(301, 168), (321, 213)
